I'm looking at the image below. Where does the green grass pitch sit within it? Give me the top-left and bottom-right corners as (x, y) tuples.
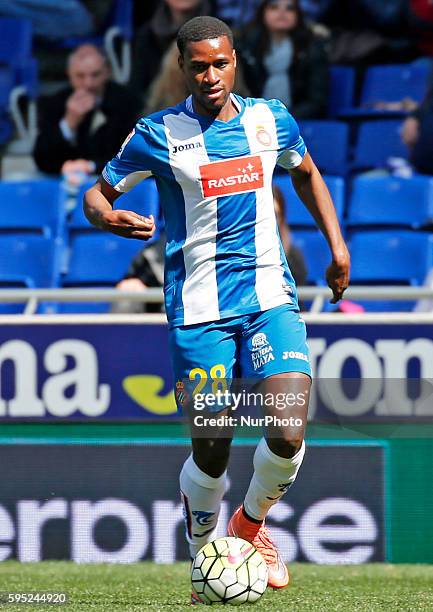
(0, 562), (432, 611)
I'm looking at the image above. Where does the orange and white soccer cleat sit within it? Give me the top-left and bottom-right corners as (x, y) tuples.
(227, 505), (289, 589)
(191, 590), (204, 605)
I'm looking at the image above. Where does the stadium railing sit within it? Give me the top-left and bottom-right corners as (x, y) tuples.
(1, 286), (433, 315)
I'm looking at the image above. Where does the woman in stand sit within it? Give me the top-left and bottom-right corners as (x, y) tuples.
(237, 0), (329, 118)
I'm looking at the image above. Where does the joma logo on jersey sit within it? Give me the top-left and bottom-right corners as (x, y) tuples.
(200, 155), (264, 197)
(172, 141), (202, 154)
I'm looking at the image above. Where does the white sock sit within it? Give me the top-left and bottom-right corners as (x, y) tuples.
(180, 454), (226, 558)
(243, 438), (305, 521)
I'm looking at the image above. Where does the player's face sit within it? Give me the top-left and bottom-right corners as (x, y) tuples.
(68, 53), (109, 97)
(180, 36), (236, 117)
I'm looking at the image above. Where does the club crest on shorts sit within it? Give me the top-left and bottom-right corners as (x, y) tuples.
(251, 333), (274, 370)
(251, 333), (268, 349)
(175, 380), (190, 406)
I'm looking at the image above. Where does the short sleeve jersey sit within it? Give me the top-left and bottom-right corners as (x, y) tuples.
(103, 94), (306, 327)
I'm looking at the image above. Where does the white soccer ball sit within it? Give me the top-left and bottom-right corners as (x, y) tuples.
(191, 536), (268, 605)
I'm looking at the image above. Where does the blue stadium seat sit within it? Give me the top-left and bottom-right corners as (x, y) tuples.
(292, 230), (331, 285)
(0, 17), (36, 96)
(352, 120), (407, 170)
(360, 61), (430, 111)
(328, 66), (355, 118)
(347, 175), (433, 228)
(0, 18), (32, 64)
(348, 230), (433, 311)
(0, 235), (61, 288)
(58, 0), (133, 48)
(298, 120), (349, 175)
(273, 175), (345, 228)
(350, 230), (433, 285)
(63, 233), (143, 286)
(54, 0), (133, 84)
(0, 65), (14, 109)
(0, 179), (66, 238)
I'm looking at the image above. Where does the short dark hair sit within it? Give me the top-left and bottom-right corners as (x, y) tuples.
(177, 16), (234, 57)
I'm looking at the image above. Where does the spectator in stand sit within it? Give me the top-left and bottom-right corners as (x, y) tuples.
(401, 65), (433, 175)
(237, 0), (329, 119)
(33, 44), (141, 178)
(130, 0), (213, 102)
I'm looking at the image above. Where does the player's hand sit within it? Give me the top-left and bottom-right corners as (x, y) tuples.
(326, 249), (350, 304)
(101, 210), (156, 241)
(65, 90), (97, 130)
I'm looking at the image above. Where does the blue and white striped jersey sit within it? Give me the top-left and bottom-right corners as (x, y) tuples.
(103, 94), (307, 327)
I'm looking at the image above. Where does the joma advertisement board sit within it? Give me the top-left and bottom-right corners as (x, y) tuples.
(0, 320), (432, 421)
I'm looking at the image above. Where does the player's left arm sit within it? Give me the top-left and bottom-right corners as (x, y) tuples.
(288, 153), (350, 303)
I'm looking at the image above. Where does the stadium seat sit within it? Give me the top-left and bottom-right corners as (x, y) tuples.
(273, 175), (345, 227)
(347, 175), (433, 229)
(340, 60), (431, 118)
(69, 178), (161, 242)
(352, 120), (407, 170)
(63, 233), (143, 286)
(348, 230), (433, 311)
(0, 65), (14, 110)
(0, 235), (61, 288)
(54, 0), (133, 84)
(292, 230), (331, 285)
(0, 18), (32, 64)
(298, 120), (349, 175)
(360, 61), (430, 111)
(327, 66), (356, 118)
(0, 18), (38, 150)
(349, 230), (433, 285)
(0, 179), (66, 238)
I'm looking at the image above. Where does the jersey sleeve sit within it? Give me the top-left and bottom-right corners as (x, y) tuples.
(268, 99), (307, 170)
(102, 119), (155, 192)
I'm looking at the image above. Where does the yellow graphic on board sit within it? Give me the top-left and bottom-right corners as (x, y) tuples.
(122, 375), (177, 415)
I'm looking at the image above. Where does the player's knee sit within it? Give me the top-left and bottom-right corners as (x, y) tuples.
(267, 436), (303, 459)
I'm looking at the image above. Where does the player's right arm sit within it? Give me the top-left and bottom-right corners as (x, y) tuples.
(84, 179), (156, 240)
(84, 120), (157, 241)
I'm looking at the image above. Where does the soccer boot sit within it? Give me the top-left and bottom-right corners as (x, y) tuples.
(191, 591), (204, 605)
(227, 505), (289, 588)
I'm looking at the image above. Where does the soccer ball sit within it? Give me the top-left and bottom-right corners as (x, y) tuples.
(191, 536), (268, 605)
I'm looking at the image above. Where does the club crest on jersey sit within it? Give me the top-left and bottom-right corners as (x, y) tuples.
(256, 125), (272, 147)
(199, 155), (264, 197)
(117, 129), (135, 158)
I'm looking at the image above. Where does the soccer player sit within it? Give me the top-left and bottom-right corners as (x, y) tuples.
(84, 15), (349, 599)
